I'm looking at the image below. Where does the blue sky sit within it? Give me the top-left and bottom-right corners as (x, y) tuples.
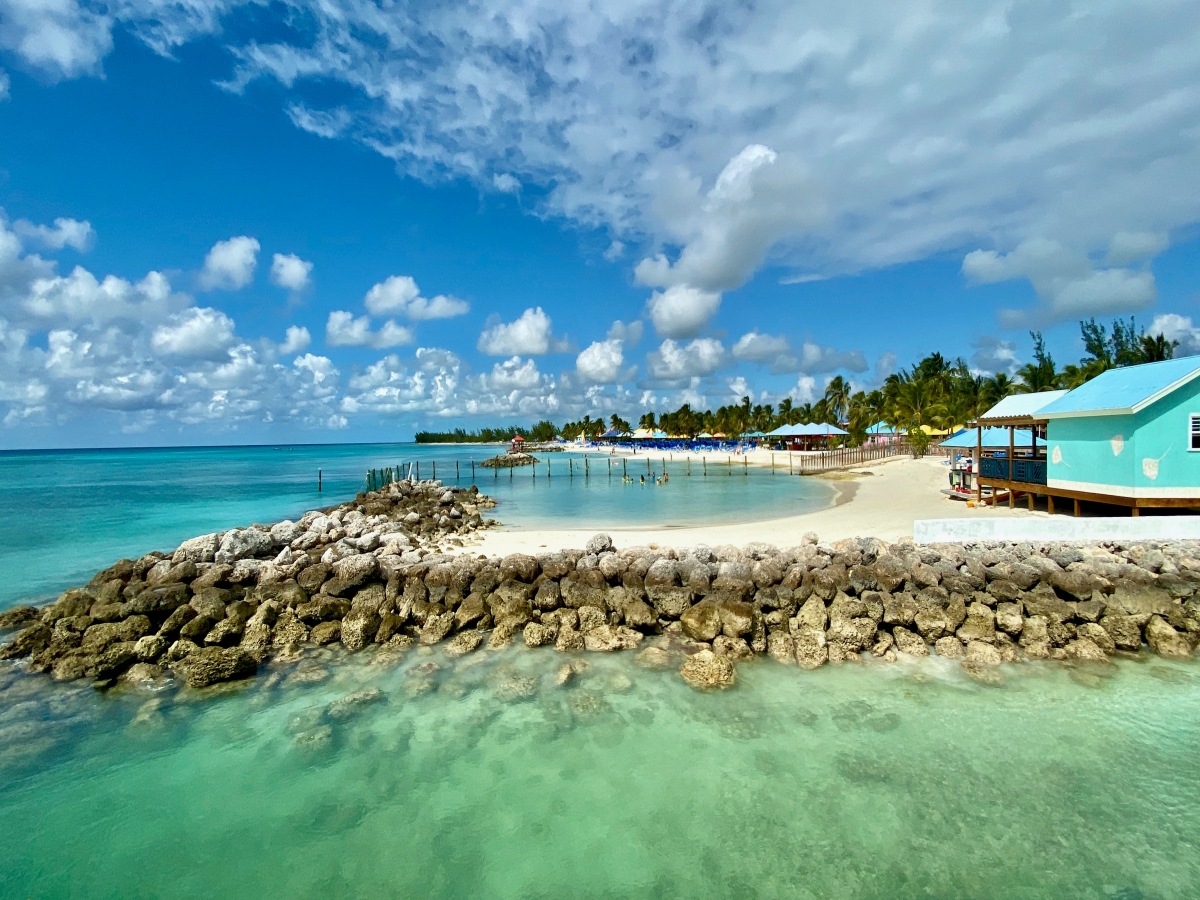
(2, 1), (1200, 447)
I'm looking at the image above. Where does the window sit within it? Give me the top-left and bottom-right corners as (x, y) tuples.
(1191, 414), (1200, 451)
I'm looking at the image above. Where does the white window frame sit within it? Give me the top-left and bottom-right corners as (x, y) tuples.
(1190, 414), (1200, 451)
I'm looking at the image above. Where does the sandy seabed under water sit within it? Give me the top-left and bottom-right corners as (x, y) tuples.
(2, 646), (1199, 899)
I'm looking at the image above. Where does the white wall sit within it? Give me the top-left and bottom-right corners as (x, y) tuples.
(914, 517), (1200, 544)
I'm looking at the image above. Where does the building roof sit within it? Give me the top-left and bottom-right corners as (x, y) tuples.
(865, 421), (898, 434)
(978, 390), (1067, 424)
(769, 422), (849, 437)
(1038, 356), (1200, 418)
(941, 427), (1044, 449)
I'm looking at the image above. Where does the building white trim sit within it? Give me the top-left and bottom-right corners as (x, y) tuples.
(1046, 477), (1200, 499)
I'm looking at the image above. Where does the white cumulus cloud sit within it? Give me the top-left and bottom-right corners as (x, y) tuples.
(576, 339), (626, 384)
(13, 217), (94, 251)
(363, 275), (469, 320)
(647, 338), (726, 382)
(325, 310), (413, 349)
(645, 285), (722, 339)
(477, 306), (567, 356)
(199, 236), (260, 291)
(270, 253), (312, 291)
(279, 325), (311, 355)
(151, 307), (236, 360)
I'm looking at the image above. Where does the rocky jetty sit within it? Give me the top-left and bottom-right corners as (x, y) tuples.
(0, 479), (494, 688)
(3, 516), (1200, 695)
(479, 452), (539, 469)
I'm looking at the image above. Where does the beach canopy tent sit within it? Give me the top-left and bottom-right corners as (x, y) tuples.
(865, 422), (898, 435)
(942, 427), (1043, 449)
(768, 422), (849, 440)
(697, 432), (713, 439)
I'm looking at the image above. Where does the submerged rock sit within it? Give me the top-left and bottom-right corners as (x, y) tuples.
(679, 650), (735, 690)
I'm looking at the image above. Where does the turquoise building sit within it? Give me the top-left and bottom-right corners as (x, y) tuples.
(976, 356), (1200, 514)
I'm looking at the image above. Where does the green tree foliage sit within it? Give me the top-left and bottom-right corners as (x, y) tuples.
(417, 318), (1183, 444)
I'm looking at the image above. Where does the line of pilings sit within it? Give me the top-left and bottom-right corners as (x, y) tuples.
(356, 444), (906, 493)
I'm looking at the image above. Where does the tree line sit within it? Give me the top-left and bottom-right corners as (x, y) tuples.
(416, 318), (1178, 445)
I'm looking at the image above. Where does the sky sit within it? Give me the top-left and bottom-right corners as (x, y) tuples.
(2, 0), (1200, 448)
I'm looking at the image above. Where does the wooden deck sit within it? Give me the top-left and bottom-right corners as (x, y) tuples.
(976, 476), (1200, 516)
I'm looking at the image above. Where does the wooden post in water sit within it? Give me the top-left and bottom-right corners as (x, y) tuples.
(456, 460), (460, 481)
(416, 461), (420, 481)
(623, 458), (627, 478)
(703, 457), (707, 477)
(687, 458), (691, 476)
(318, 468), (322, 492)
(432, 461), (436, 481)
(744, 456), (748, 476)
(728, 455), (732, 475)
(471, 459), (475, 481)
(570, 458), (573, 477)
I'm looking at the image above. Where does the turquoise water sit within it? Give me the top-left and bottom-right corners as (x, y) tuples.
(2, 646), (1199, 898)
(0, 444), (832, 609)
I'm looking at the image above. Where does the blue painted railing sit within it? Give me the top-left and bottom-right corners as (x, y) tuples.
(979, 456), (1047, 484)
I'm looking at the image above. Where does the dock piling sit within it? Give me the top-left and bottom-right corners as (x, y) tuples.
(318, 468), (322, 492)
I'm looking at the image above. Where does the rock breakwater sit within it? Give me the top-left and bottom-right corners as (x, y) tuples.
(479, 452), (538, 469)
(3, 504), (1200, 694)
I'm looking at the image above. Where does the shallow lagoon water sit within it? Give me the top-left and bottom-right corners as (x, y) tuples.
(2, 647), (1199, 899)
(0, 443), (832, 609)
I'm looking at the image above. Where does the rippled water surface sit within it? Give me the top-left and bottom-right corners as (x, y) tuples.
(0, 443), (832, 608)
(2, 647), (1198, 899)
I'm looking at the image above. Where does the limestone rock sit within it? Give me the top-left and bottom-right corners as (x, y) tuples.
(419, 612), (456, 645)
(215, 528), (273, 565)
(1100, 614), (1143, 652)
(795, 595), (829, 631)
(341, 608), (381, 651)
(310, 621), (341, 645)
(964, 640), (1002, 665)
(173, 533), (220, 564)
(794, 628), (828, 669)
(583, 625), (643, 652)
(679, 650), (735, 690)
(892, 626), (928, 657)
(523, 622), (557, 648)
(585, 534), (613, 555)
(1064, 637), (1109, 662)
(577, 606), (607, 633)
(766, 631), (795, 665)
(445, 630), (483, 657)
(555, 625), (584, 652)
(175, 646), (256, 687)
(134, 634), (167, 662)
(994, 602), (1024, 636)
(1075, 622), (1116, 654)
(935, 636), (966, 659)
(681, 600), (721, 642)
(325, 688), (384, 721)
(239, 622), (274, 663)
(712, 635), (753, 660)
(635, 646), (672, 669)
(1145, 615), (1192, 658)
(717, 598), (755, 638)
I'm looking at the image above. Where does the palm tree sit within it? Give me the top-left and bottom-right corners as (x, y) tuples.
(1138, 332), (1178, 363)
(1015, 332), (1060, 393)
(823, 376), (851, 424)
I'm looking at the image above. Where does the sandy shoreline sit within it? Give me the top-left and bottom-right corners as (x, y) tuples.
(464, 456), (1045, 554)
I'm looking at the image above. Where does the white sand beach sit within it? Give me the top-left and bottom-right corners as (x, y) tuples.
(466, 455), (1045, 554)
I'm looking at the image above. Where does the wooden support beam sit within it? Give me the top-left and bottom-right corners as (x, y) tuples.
(1074, 499), (1081, 517)
(1047, 495), (1055, 515)
(1028, 491), (1034, 510)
